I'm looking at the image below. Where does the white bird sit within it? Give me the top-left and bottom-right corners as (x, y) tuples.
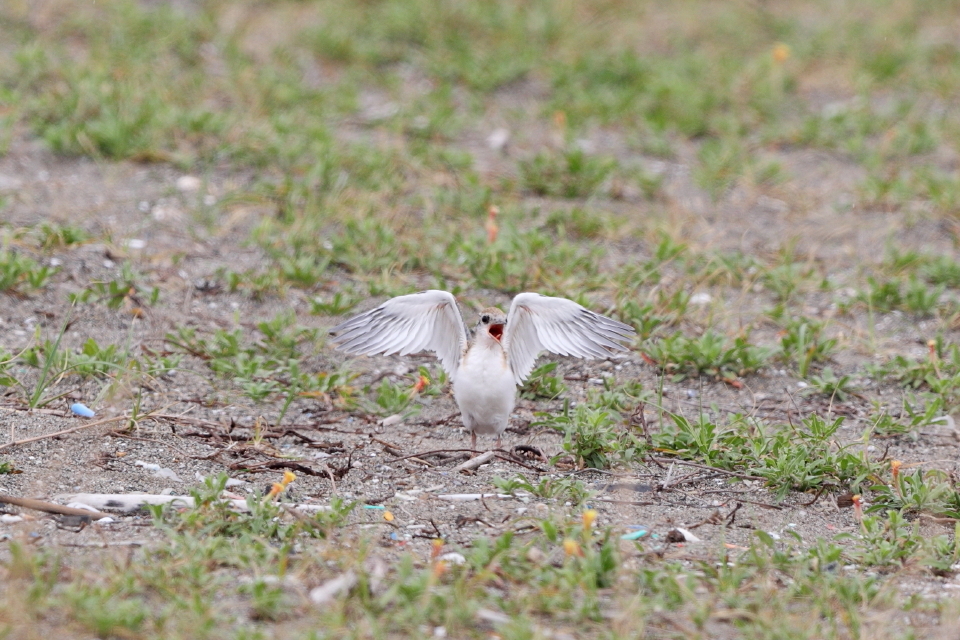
(329, 290), (635, 450)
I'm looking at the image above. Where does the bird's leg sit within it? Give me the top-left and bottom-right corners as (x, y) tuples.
(471, 431), (477, 452)
(495, 434), (502, 450)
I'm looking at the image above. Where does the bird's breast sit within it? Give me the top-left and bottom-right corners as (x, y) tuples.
(454, 343), (514, 395)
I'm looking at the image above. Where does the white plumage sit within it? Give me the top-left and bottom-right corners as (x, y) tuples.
(329, 290), (635, 449)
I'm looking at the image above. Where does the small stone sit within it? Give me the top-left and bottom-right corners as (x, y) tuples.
(176, 175), (202, 192)
(487, 128), (510, 152)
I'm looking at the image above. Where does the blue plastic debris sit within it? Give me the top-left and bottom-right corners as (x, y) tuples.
(363, 505), (386, 510)
(390, 532), (400, 540)
(620, 528), (648, 541)
(70, 403), (95, 418)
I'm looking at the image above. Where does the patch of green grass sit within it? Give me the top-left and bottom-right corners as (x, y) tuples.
(70, 263), (160, 309)
(165, 314), (336, 407)
(654, 413), (878, 498)
(868, 337), (960, 409)
(0, 349), (16, 388)
(870, 465), (960, 519)
(868, 395), (945, 436)
(762, 260), (817, 305)
(307, 0), (573, 93)
(453, 217), (602, 294)
(802, 367), (859, 402)
(643, 330), (773, 382)
(695, 136), (786, 200)
(14, 4), (226, 162)
(32, 222), (88, 250)
(519, 362), (567, 400)
(855, 275), (942, 316)
(543, 207), (608, 240)
(492, 474), (593, 505)
(151, 474), (356, 540)
(0, 249), (57, 294)
(310, 290), (362, 316)
(519, 148), (616, 199)
(535, 401), (645, 469)
(364, 377), (421, 418)
(778, 318), (837, 378)
(841, 510), (960, 572)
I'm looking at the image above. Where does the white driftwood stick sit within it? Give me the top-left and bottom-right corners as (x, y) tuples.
(0, 493), (111, 520)
(436, 493), (512, 502)
(451, 450), (496, 473)
(58, 493), (331, 513)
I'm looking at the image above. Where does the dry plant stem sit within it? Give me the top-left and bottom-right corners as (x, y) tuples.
(650, 457), (767, 481)
(453, 450), (496, 473)
(0, 415), (130, 452)
(593, 498), (657, 506)
(385, 448), (483, 464)
(0, 493), (111, 520)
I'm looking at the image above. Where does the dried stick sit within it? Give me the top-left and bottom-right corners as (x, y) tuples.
(385, 448), (481, 464)
(452, 451), (496, 473)
(650, 457), (767, 481)
(0, 493), (110, 520)
(0, 415), (130, 452)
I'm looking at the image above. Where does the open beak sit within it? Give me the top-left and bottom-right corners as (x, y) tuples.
(489, 323), (504, 342)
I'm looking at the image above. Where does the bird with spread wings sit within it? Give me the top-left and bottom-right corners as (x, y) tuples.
(329, 290), (635, 450)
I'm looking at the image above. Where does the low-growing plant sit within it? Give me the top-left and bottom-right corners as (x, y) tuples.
(536, 401), (645, 469)
(310, 290), (361, 316)
(519, 148), (616, 199)
(778, 318), (837, 377)
(654, 412), (877, 497)
(34, 222), (88, 249)
(0, 250), (57, 294)
(802, 367), (859, 402)
(868, 338), (960, 409)
(519, 362), (567, 400)
(870, 466), (959, 517)
(841, 510), (925, 569)
(643, 330), (772, 381)
(71, 263), (159, 308)
(149, 474), (356, 540)
(763, 262), (814, 304)
(492, 474), (593, 505)
(364, 377), (421, 417)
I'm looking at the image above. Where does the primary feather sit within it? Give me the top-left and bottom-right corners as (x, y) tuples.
(502, 293), (635, 384)
(328, 290), (468, 377)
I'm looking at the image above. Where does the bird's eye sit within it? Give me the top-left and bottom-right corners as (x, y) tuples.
(481, 314), (490, 324)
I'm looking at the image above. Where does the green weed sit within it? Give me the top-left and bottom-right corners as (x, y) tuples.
(654, 413), (877, 498)
(0, 250), (56, 294)
(519, 148), (616, 199)
(643, 330), (772, 381)
(492, 474), (593, 505)
(519, 362), (567, 400)
(778, 318), (837, 377)
(802, 367), (859, 402)
(536, 401), (645, 469)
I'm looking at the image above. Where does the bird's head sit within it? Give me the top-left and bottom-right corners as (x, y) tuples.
(477, 307), (507, 342)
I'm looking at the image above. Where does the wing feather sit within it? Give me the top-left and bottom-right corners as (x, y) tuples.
(502, 293), (635, 384)
(329, 290), (467, 376)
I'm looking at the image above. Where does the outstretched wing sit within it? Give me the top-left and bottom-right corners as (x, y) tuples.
(502, 293), (635, 384)
(328, 290), (468, 376)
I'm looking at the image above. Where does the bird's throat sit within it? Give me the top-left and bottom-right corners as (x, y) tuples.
(488, 323), (504, 342)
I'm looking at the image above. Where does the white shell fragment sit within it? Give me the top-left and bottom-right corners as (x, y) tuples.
(309, 571), (358, 605)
